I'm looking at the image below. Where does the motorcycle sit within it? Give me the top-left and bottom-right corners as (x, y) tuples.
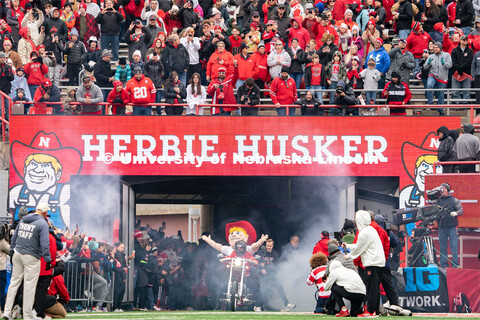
(218, 240), (258, 311)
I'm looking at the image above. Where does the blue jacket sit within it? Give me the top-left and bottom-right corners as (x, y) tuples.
(11, 213), (51, 262)
(365, 46), (391, 75)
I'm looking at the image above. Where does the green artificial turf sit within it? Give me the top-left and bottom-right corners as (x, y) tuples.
(63, 311), (480, 320)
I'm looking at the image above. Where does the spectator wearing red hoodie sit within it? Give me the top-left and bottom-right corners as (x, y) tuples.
(382, 71), (412, 115)
(332, 0), (348, 21)
(207, 66), (237, 115)
(287, 16), (310, 50)
(313, 13), (339, 49)
(207, 41), (235, 81)
(234, 43), (256, 88)
(406, 21), (432, 75)
(252, 42), (270, 89)
(313, 231), (330, 255)
(269, 66), (297, 116)
(23, 51), (48, 98)
(108, 80), (130, 115)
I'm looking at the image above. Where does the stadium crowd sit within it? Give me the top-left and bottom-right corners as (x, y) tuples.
(0, 207), (304, 318)
(0, 0), (479, 116)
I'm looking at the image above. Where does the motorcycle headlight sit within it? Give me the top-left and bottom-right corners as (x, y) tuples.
(233, 258), (243, 267)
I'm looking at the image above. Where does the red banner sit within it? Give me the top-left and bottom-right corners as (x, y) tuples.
(446, 268), (480, 313)
(8, 116), (460, 181)
(8, 115), (462, 228)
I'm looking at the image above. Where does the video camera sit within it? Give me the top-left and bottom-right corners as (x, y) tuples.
(393, 185), (447, 226)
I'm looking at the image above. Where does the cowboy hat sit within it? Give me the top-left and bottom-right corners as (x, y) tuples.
(11, 131), (82, 184)
(225, 220), (257, 245)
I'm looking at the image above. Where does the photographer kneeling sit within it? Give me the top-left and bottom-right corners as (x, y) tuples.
(324, 260), (366, 317)
(436, 183), (463, 268)
(333, 80), (358, 116)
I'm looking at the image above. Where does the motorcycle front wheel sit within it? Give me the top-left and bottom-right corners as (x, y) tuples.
(230, 280), (238, 311)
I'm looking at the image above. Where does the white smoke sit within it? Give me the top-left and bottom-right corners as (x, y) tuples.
(270, 177), (355, 312)
(69, 175), (121, 243)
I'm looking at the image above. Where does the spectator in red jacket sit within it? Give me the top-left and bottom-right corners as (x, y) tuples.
(287, 16), (310, 50)
(207, 41), (235, 81)
(406, 21), (432, 75)
(125, 66), (156, 115)
(269, 66), (297, 116)
(107, 80), (130, 115)
(206, 66), (237, 115)
(313, 231), (330, 255)
(252, 42), (270, 89)
(23, 51), (48, 99)
(234, 43), (256, 88)
(382, 71), (412, 115)
(313, 13), (339, 49)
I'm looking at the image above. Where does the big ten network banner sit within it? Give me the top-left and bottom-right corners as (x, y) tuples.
(398, 265), (449, 313)
(8, 116), (460, 229)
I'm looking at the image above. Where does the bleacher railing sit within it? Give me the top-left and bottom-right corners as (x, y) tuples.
(433, 161), (480, 173)
(1, 91), (479, 143)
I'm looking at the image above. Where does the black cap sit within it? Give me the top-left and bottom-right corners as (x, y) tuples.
(281, 66), (290, 73)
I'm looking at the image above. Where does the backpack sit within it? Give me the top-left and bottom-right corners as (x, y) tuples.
(453, 292), (471, 313)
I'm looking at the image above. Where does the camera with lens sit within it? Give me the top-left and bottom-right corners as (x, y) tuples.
(336, 87), (344, 94)
(219, 84), (224, 89)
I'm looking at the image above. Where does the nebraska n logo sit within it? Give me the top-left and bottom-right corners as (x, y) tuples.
(38, 137), (51, 147)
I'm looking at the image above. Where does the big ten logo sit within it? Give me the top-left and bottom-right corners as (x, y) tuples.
(404, 267), (440, 292)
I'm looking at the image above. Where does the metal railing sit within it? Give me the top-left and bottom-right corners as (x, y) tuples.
(0, 90), (11, 142)
(64, 260), (114, 310)
(433, 160), (480, 173)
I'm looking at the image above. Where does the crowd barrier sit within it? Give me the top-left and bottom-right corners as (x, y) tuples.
(63, 260), (114, 310)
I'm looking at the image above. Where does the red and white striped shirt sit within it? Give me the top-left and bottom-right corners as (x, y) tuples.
(307, 265), (330, 298)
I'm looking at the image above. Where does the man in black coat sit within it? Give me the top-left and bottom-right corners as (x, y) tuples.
(436, 126), (457, 173)
(42, 7), (68, 43)
(334, 80), (358, 115)
(237, 78), (261, 115)
(454, 0), (474, 35)
(178, 0), (200, 30)
(93, 49), (115, 106)
(161, 34), (190, 85)
(451, 35), (474, 103)
(392, 0), (413, 40)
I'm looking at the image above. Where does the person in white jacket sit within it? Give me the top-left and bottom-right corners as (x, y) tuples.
(180, 27), (202, 82)
(345, 210), (385, 317)
(186, 73), (207, 115)
(324, 260), (366, 317)
(21, 10), (44, 45)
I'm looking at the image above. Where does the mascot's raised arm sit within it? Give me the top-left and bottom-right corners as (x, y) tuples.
(201, 220), (268, 255)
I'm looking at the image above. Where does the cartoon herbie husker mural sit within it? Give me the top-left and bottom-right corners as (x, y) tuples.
(399, 132), (443, 209)
(9, 131), (82, 229)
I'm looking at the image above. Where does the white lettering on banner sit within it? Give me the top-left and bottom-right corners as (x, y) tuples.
(292, 135), (310, 158)
(429, 137), (440, 149)
(235, 135), (261, 156)
(160, 135), (181, 158)
(82, 135), (108, 161)
(398, 295), (441, 308)
(199, 135), (218, 160)
(82, 134), (389, 166)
